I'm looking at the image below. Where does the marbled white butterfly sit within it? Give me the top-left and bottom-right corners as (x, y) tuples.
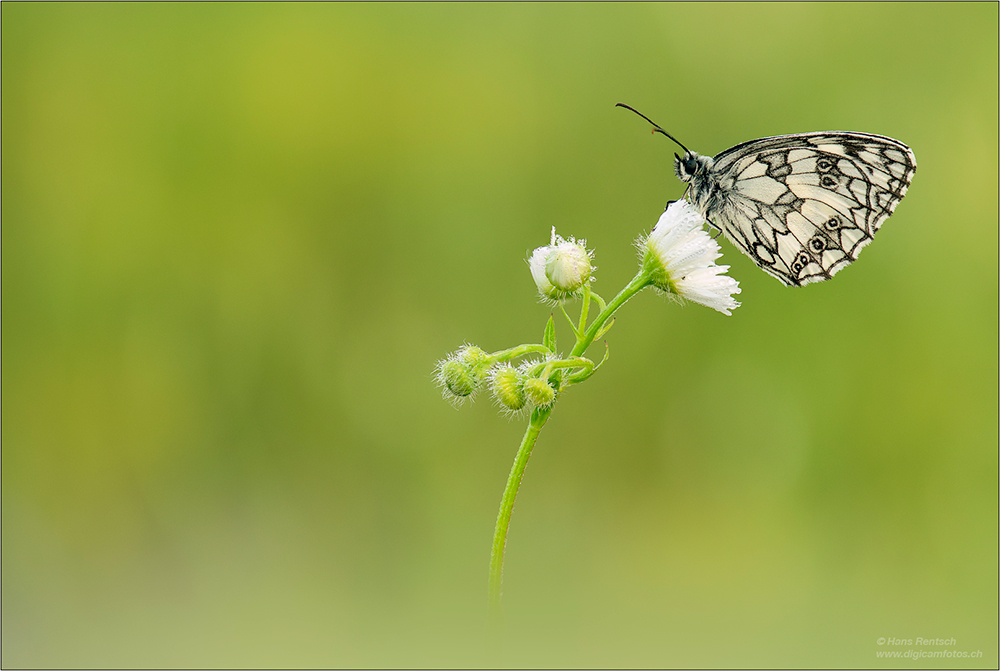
(618, 104), (916, 286)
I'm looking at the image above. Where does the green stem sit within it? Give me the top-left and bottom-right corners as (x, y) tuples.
(539, 356), (594, 382)
(571, 269), (651, 358)
(578, 285), (591, 335)
(489, 405), (552, 616)
(487, 269), (652, 621)
(492, 343), (552, 361)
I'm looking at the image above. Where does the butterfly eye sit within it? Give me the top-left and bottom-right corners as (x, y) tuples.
(684, 158), (699, 175)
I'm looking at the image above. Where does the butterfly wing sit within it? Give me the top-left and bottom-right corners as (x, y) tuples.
(704, 132), (916, 286)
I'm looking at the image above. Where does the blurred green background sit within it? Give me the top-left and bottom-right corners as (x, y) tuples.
(3, 3), (997, 668)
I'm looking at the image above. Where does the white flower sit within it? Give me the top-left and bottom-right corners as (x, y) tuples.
(641, 200), (741, 315)
(528, 228), (594, 303)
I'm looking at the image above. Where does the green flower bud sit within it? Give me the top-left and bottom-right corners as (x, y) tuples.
(523, 376), (555, 407)
(435, 345), (492, 404)
(456, 345), (489, 370)
(490, 364), (527, 411)
(439, 358), (476, 398)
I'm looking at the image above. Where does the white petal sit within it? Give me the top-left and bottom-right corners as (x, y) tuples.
(643, 201), (742, 315)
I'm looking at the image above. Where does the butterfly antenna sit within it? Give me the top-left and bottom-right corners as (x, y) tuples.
(615, 103), (690, 154)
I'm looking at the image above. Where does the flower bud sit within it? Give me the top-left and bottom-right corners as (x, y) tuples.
(529, 228), (594, 303)
(489, 363), (527, 411)
(455, 344), (490, 371)
(523, 376), (556, 407)
(435, 345), (491, 403)
(439, 359), (477, 398)
(546, 241), (592, 291)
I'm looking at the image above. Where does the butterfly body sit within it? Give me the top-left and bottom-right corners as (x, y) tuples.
(674, 132), (916, 286)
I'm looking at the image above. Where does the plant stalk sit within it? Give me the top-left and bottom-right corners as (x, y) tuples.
(571, 269), (651, 357)
(489, 405), (552, 617)
(488, 269), (652, 621)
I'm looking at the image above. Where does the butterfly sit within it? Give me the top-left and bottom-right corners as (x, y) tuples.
(617, 104), (916, 286)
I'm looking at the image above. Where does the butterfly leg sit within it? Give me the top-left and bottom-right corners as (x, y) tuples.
(664, 186), (694, 211)
(707, 219), (722, 239)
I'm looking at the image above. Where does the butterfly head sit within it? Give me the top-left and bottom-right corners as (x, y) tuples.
(673, 151), (711, 183)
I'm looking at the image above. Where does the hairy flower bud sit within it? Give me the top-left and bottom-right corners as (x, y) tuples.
(456, 344), (490, 371)
(523, 376), (556, 407)
(489, 363), (527, 411)
(435, 345), (492, 403)
(529, 228), (594, 303)
(439, 359), (476, 398)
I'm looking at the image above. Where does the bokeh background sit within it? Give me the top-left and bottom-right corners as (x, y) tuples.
(3, 3), (997, 668)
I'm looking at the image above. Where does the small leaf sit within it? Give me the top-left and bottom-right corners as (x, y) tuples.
(542, 315), (557, 353)
(595, 317), (616, 340)
(595, 341), (610, 369)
